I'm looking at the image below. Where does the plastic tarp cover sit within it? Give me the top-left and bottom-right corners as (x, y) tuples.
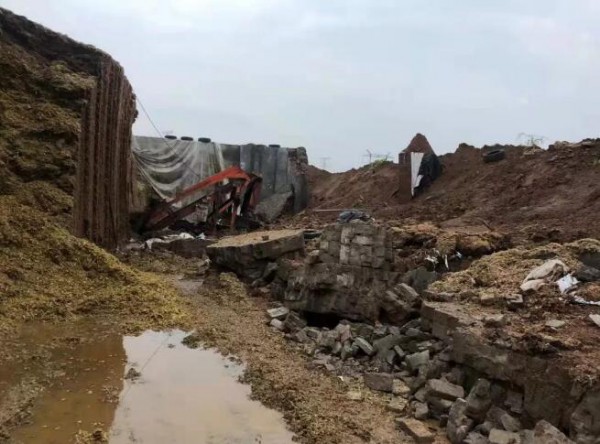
(410, 152), (424, 196)
(132, 136), (226, 207)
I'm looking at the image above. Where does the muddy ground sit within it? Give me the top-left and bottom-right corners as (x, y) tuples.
(176, 271), (410, 444)
(0, 258), (447, 444)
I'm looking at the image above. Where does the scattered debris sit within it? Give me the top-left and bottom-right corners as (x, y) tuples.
(266, 307), (289, 320)
(556, 274), (579, 294)
(337, 209), (372, 223)
(545, 319), (566, 329)
(124, 368), (142, 381)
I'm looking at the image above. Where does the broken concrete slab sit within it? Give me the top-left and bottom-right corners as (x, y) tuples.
(267, 306), (289, 320)
(283, 311), (307, 333)
(406, 350), (430, 371)
(466, 378), (492, 421)
(451, 327), (579, 427)
(396, 418), (435, 443)
(489, 428), (521, 444)
(387, 397), (408, 414)
(392, 379), (411, 397)
(414, 401), (429, 420)
(464, 431), (490, 444)
(353, 337), (375, 356)
(426, 378), (465, 401)
(533, 420), (574, 443)
(363, 372), (393, 392)
(207, 229), (304, 279)
(568, 388), (600, 443)
(420, 301), (477, 340)
(447, 398), (475, 444)
(500, 412), (522, 432)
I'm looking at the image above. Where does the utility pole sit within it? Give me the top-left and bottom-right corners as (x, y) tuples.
(319, 157), (331, 170)
(363, 149), (390, 165)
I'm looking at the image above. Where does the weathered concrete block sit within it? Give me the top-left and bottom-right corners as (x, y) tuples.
(466, 378), (492, 421)
(354, 337), (375, 356)
(569, 388), (600, 444)
(421, 301), (476, 341)
(447, 398), (475, 444)
(406, 350), (430, 371)
(397, 418), (435, 443)
(426, 379), (465, 401)
(207, 229), (304, 279)
(267, 306), (289, 319)
(533, 420), (574, 443)
(489, 428), (520, 444)
(364, 372), (393, 392)
(452, 327), (581, 433)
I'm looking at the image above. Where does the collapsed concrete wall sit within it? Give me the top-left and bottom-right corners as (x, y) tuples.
(0, 8), (136, 248)
(266, 222), (600, 442)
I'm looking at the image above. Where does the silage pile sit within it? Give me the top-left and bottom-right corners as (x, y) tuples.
(0, 9), (187, 331)
(0, 196), (188, 331)
(429, 238), (600, 300)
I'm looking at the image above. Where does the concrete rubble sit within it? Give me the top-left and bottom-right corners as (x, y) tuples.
(207, 229), (305, 280)
(252, 221), (600, 443)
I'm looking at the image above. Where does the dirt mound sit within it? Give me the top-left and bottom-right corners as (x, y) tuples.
(307, 161), (401, 210)
(306, 140), (600, 243)
(403, 132), (434, 154)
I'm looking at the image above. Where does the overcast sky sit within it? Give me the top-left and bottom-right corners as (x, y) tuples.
(3, 0), (600, 171)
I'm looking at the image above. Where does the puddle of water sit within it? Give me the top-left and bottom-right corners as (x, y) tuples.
(6, 326), (294, 444)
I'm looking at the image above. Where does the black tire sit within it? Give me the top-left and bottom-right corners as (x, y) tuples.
(164, 135), (177, 140)
(483, 150), (505, 163)
(198, 137), (212, 143)
(269, 144), (281, 148)
(181, 136), (194, 141)
(303, 229), (322, 240)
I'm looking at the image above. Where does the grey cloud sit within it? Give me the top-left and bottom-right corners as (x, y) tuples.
(3, 0), (599, 171)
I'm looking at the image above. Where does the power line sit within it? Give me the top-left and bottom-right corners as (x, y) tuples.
(135, 96), (203, 180)
(319, 157), (331, 170)
(137, 97), (168, 141)
(362, 149), (390, 165)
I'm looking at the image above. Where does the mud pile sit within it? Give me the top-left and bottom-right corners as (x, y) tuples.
(307, 161), (402, 210)
(306, 140), (600, 242)
(0, 8), (185, 330)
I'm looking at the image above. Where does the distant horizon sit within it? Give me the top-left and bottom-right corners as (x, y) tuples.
(5, 0), (600, 172)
